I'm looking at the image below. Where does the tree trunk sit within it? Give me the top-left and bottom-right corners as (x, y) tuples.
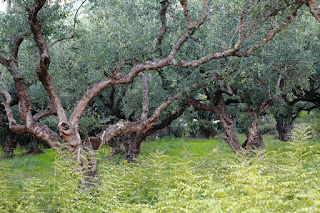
(219, 114), (243, 153)
(276, 118), (293, 141)
(81, 137), (98, 189)
(215, 92), (243, 153)
(125, 141), (141, 162)
(276, 120), (293, 141)
(242, 115), (265, 151)
(108, 137), (125, 155)
(27, 136), (44, 155)
(123, 133), (143, 162)
(187, 93), (243, 154)
(3, 130), (16, 158)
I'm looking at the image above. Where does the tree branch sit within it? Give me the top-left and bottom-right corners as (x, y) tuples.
(139, 73), (149, 120)
(234, 9), (245, 49)
(234, 3), (303, 57)
(32, 106), (57, 121)
(97, 95), (176, 149)
(307, 0), (320, 22)
(28, 0), (69, 135)
(170, 0), (211, 56)
(0, 55), (10, 67)
(69, 0), (296, 128)
(10, 35), (24, 62)
(0, 89), (26, 132)
(49, 0), (88, 48)
(155, 0), (169, 56)
(179, 0), (192, 26)
(187, 97), (219, 114)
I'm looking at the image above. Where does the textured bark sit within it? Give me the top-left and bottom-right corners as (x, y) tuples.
(242, 115), (265, 151)
(219, 111), (242, 153)
(273, 99), (314, 141)
(139, 73), (149, 120)
(122, 133), (141, 162)
(307, 0), (320, 22)
(155, 0), (169, 56)
(242, 101), (270, 151)
(127, 107), (187, 161)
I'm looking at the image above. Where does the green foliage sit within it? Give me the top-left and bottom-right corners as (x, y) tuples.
(296, 109), (320, 137)
(259, 121), (277, 135)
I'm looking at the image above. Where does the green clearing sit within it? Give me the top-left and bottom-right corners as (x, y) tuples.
(1, 134), (320, 212)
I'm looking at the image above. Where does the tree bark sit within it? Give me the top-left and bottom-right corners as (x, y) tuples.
(122, 106), (187, 162)
(307, 0), (320, 23)
(0, 0), (302, 181)
(219, 113), (243, 153)
(123, 133), (143, 162)
(242, 115), (265, 151)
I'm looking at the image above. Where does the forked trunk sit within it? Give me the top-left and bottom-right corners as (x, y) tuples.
(187, 93), (243, 154)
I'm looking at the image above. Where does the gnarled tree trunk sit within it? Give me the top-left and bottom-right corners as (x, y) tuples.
(123, 133), (144, 162)
(242, 115), (265, 151)
(218, 111), (243, 153)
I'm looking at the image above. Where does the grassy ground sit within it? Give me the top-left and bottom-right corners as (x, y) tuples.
(1, 132), (320, 212)
(0, 137), (225, 180)
(0, 135), (314, 180)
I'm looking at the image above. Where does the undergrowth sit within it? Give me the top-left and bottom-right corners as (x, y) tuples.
(1, 126), (320, 212)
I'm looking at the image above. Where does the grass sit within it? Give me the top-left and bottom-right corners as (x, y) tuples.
(140, 137), (228, 156)
(1, 131), (320, 212)
(0, 149), (56, 174)
(0, 135), (315, 179)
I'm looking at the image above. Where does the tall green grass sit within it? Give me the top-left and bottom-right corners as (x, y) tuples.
(1, 128), (320, 212)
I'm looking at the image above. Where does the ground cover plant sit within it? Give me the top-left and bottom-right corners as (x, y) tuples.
(1, 125), (320, 212)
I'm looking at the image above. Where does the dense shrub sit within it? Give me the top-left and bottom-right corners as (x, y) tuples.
(259, 121), (277, 135)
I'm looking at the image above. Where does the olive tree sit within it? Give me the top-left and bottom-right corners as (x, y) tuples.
(0, 0), (313, 181)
